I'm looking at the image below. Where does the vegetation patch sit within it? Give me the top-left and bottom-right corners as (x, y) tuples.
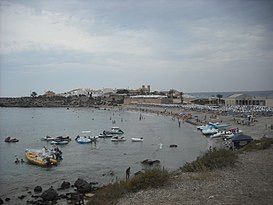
(87, 168), (169, 205)
(181, 148), (238, 172)
(241, 137), (273, 152)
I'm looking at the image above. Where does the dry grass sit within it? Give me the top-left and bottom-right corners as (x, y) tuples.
(241, 137), (273, 152)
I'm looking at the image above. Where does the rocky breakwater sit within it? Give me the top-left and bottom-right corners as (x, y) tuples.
(0, 96), (97, 107)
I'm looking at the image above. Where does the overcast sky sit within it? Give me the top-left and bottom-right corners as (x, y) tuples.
(0, 0), (273, 97)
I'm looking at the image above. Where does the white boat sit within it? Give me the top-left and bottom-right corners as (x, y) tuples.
(202, 128), (218, 135)
(111, 136), (126, 142)
(104, 127), (124, 135)
(131, 137), (143, 142)
(82, 130), (91, 133)
(51, 140), (69, 145)
(210, 130), (229, 139)
(76, 136), (92, 144)
(41, 136), (55, 141)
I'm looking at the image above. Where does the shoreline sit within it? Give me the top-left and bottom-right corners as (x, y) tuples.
(1, 105), (272, 204)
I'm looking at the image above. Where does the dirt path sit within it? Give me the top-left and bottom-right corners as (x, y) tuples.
(118, 147), (273, 205)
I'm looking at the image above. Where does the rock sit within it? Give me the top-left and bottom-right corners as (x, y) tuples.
(60, 181), (70, 190)
(141, 159), (160, 166)
(34, 186), (42, 193)
(74, 178), (92, 193)
(5, 198), (10, 201)
(41, 187), (58, 201)
(28, 191), (32, 194)
(85, 193), (95, 198)
(18, 195), (26, 200)
(134, 171), (143, 176)
(0, 198), (3, 204)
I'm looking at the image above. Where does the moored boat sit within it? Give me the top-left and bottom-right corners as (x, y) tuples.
(25, 150), (58, 167)
(111, 136), (126, 142)
(131, 137), (144, 142)
(104, 127), (124, 135)
(41, 136), (55, 141)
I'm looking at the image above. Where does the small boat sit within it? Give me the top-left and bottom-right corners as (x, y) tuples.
(25, 150), (58, 167)
(76, 136), (92, 144)
(111, 136), (126, 142)
(131, 137), (144, 142)
(41, 136), (55, 141)
(202, 128), (218, 135)
(51, 140), (69, 145)
(4, 137), (19, 143)
(55, 136), (71, 141)
(98, 133), (113, 138)
(104, 127), (124, 135)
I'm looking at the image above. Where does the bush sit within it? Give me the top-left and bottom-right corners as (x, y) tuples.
(241, 137), (273, 152)
(128, 168), (169, 192)
(181, 148), (238, 172)
(87, 168), (169, 205)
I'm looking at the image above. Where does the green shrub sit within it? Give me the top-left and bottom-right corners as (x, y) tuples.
(241, 137), (273, 152)
(87, 168), (169, 205)
(181, 148), (238, 172)
(128, 168), (169, 192)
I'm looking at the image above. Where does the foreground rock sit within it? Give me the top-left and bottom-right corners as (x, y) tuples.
(34, 186), (42, 193)
(41, 187), (58, 201)
(74, 178), (93, 193)
(60, 181), (71, 190)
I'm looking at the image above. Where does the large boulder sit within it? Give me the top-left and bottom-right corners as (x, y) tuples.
(60, 181), (70, 190)
(34, 186), (42, 193)
(41, 187), (58, 201)
(0, 198), (3, 204)
(74, 178), (92, 193)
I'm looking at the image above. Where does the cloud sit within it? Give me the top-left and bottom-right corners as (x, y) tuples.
(0, 1), (151, 55)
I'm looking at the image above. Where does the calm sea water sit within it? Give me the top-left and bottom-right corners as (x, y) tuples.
(0, 108), (207, 199)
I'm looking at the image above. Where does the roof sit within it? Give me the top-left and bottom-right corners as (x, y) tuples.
(226, 93), (245, 99)
(232, 134), (253, 142)
(131, 95), (167, 99)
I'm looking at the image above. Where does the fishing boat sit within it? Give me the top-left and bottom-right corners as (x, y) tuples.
(104, 127), (124, 135)
(111, 136), (126, 142)
(25, 150), (58, 167)
(131, 137), (144, 142)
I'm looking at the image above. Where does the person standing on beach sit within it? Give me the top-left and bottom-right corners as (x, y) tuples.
(126, 167), (131, 180)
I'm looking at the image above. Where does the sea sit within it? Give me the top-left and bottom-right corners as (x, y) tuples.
(0, 107), (207, 201)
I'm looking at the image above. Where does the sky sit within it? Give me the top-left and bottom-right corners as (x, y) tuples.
(0, 0), (273, 97)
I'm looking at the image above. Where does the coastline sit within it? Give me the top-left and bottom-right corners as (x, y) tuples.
(1, 105), (272, 204)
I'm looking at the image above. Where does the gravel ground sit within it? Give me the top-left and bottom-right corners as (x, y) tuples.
(118, 147), (273, 205)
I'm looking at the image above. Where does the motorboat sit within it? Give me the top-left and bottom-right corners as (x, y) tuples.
(25, 150), (58, 167)
(111, 136), (126, 142)
(104, 127), (124, 135)
(4, 137), (19, 143)
(41, 136), (55, 141)
(202, 128), (218, 135)
(51, 140), (69, 145)
(76, 136), (92, 144)
(75, 136), (98, 144)
(98, 132), (113, 138)
(55, 136), (71, 141)
(131, 137), (144, 142)
(208, 122), (229, 129)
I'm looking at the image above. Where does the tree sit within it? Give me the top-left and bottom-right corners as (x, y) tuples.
(216, 94), (223, 104)
(31, 91), (37, 98)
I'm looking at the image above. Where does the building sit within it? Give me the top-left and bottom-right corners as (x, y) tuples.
(124, 95), (173, 105)
(43, 90), (55, 97)
(265, 94), (273, 107)
(225, 94), (266, 106)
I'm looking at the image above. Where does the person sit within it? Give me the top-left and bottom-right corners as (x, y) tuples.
(126, 167), (131, 180)
(45, 157), (51, 167)
(20, 159), (25, 163)
(15, 158), (20, 164)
